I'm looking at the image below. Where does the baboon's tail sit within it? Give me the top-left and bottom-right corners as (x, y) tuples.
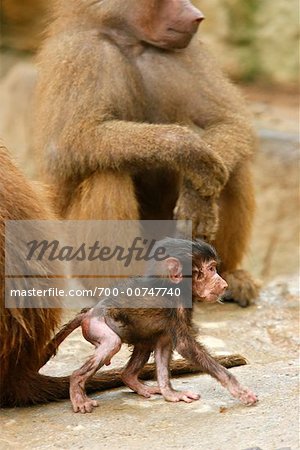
(41, 310), (89, 366)
(0, 354), (247, 407)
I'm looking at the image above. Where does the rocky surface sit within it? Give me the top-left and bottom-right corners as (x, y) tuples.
(243, 86), (299, 282)
(1, 277), (299, 450)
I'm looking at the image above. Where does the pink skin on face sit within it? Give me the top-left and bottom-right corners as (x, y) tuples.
(193, 261), (228, 302)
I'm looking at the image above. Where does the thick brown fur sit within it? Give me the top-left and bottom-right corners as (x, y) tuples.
(34, 0), (259, 307)
(0, 146), (144, 407)
(0, 145), (61, 406)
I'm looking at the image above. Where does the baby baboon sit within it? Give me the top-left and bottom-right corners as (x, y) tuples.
(47, 238), (258, 413)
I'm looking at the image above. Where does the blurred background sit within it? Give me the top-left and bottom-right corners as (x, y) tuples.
(0, 0), (299, 282)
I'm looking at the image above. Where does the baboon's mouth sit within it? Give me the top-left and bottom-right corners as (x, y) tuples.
(168, 28), (192, 36)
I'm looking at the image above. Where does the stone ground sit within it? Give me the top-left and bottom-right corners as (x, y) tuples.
(0, 86), (299, 450)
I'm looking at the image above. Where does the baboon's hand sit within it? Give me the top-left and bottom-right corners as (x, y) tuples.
(175, 183), (219, 242)
(182, 144), (229, 196)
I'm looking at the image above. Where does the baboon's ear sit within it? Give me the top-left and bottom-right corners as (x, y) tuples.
(165, 257), (183, 284)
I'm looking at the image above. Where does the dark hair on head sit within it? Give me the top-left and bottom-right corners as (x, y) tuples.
(192, 239), (219, 263)
(152, 237), (218, 263)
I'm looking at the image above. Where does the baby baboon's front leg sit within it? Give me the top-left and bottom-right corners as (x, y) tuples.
(176, 335), (258, 405)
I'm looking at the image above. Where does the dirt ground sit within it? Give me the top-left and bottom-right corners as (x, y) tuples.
(1, 85), (299, 450)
